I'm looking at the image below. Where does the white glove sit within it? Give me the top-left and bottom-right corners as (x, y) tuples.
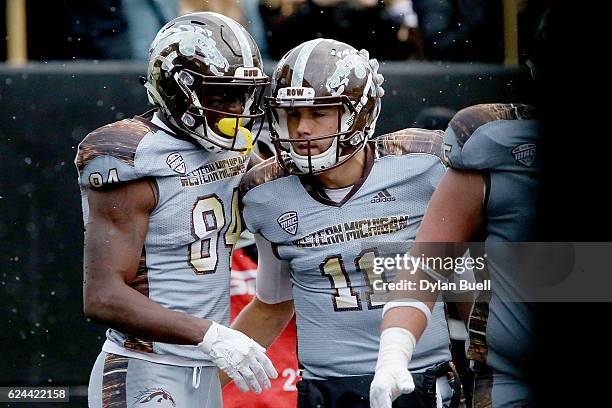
(198, 321), (278, 393)
(370, 327), (417, 408)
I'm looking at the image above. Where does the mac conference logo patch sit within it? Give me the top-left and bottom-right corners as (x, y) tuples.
(512, 143), (536, 167)
(166, 152), (186, 174)
(277, 211), (298, 235)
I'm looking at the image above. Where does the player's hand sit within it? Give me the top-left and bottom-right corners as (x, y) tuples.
(369, 327), (417, 408)
(370, 364), (415, 408)
(198, 321), (278, 393)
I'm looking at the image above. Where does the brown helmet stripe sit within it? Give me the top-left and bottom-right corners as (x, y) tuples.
(292, 39), (325, 87)
(212, 12), (254, 67)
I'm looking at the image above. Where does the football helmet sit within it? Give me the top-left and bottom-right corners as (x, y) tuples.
(144, 12), (269, 152)
(265, 38), (384, 174)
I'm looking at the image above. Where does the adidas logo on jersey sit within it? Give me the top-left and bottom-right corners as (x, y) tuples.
(371, 189), (396, 203)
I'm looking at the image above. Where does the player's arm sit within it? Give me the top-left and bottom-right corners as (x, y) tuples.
(220, 298), (294, 387)
(371, 169), (484, 408)
(382, 169), (484, 336)
(83, 179), (211, 344)
(220, 234), (295, 387)
(444, 242), (484, 322)
(83, 179), (277, 393)
(232, 297), (294, 353)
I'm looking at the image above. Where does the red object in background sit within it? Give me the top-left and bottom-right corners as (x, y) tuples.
(223, 248), (299, 407)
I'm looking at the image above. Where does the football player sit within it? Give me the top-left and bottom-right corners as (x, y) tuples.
(370, 103), (539, 408)
(77, 12), (278, 407)
(229, 39), (463, 407)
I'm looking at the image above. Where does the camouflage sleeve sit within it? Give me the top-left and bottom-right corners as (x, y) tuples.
(374, 128), (447, 193)
(375, 127), (445, 162)
(444, 103), (540, 172)
(75, 118), (154, 189)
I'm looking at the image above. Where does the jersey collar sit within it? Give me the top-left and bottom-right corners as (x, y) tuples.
(298, 142), (375, 208)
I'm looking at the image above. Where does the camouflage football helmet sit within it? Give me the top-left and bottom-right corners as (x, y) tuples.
(144, 12), (269, 152)
(266, 38), (384, 174)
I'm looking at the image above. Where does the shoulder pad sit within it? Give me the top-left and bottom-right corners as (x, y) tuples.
(240, 157), (289, 197)
(448, 103), (537, 148)
(75, 118), (155, 188)
(374, 128), (445, 161)
(444, 103), (540, 171)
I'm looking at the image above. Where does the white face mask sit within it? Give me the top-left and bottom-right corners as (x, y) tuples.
(289, 138), (346, 173)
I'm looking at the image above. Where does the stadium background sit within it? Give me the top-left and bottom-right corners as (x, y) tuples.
(2, 1), (608, 407)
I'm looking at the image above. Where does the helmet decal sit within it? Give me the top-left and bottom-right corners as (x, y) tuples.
(150, 24), (229, 76)
(326, 50), (368, 96)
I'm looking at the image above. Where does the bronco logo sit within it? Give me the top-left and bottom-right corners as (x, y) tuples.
(325, 50), (367, 96)
(133, 388), (176, 407)
(150, 24), (229, 76)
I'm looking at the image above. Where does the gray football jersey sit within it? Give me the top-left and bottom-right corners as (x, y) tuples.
(76, 115), (248, 364)
(444, 103), (540, 379)
(241, 129), (452, 379)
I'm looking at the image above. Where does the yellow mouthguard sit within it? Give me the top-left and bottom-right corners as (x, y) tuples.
(217, 118), (253, 156)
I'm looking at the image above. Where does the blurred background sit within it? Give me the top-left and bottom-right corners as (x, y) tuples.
(4, 1), (605, 407)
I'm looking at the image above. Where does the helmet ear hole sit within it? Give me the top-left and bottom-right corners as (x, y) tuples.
(181, 113), (195, 127)
(349, 132), (364, 146)
(178, 71), (194, 86)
